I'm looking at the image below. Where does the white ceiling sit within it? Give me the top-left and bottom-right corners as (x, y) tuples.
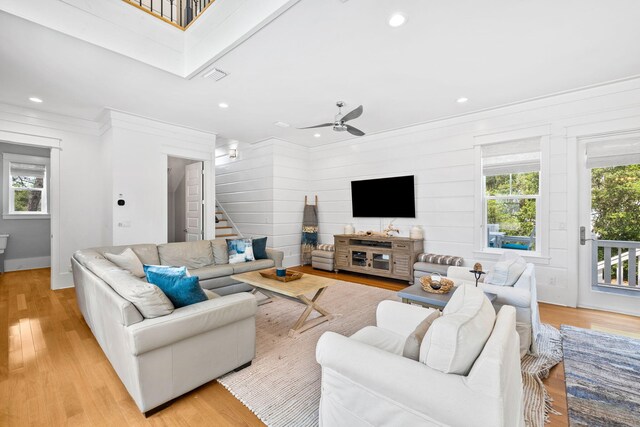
(1, 0), (640, 147)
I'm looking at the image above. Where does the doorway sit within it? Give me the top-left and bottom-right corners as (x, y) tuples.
(167, 156), (204, 243)
(577, 133), (640, 315)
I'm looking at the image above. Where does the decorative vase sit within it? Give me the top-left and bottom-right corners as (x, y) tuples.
(410, 225), (424, 240)
(344, 224), (355, 234)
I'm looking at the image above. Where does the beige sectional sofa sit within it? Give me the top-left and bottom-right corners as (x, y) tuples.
(71, 238), (284, 413)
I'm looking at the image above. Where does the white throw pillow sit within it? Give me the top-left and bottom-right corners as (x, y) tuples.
(419, 285), (496, 375)
(227, 238), (255, 264)
(85, 259), (174, 319)
(104, 248), (145, 278)
(485, 254), (526, 286)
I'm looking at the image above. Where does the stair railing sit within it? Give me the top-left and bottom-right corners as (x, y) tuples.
(216, 199), (243, 238)
(123, 0), (215, 29)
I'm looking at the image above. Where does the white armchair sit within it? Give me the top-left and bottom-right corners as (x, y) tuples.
(447, 263), (541, 356)
(316, 301), (524, 427)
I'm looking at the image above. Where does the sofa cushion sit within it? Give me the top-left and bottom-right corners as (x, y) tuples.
(189, 265), (234, 281)
(145, 268), (208, 308)
(203, 289), (220, 299)
(312, 249), (335, 260)
(104, 248), (145, 278)
(252, 237), (269, 260)
(485, 254), (526, 286)
(351, 326), (405, 355)
(95, 244), (161, 266)
(210, 239), (229, 264)
(231, 259), (275, 274)
(227, 238), (255, 264)
(419, 284), (496, 375)
(157, 240), (214, 269)
(403, 310), (441, 361)
(85, 258), (174, 319)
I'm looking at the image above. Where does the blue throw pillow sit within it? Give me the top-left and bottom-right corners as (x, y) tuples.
(144, 266), (207, 308)
(143, 264), (188, 278)
(252, 237), (268, 260)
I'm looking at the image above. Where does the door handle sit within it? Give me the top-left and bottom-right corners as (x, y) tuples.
(184, 229), (188, 233)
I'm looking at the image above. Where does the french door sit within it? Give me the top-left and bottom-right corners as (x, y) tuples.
(577, 133), (640, 315)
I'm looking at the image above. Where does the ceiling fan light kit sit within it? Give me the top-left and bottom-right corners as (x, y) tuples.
(299, 101), (366, 136)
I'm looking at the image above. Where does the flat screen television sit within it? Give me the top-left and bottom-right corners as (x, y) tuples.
(351, 175), (416, 218)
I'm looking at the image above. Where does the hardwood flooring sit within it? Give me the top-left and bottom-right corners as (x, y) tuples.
(3, 266), (640, 426)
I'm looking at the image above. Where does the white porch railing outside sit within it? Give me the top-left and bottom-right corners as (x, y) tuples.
(593, 239), (640, 289)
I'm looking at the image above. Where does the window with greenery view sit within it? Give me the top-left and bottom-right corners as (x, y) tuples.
(481, 139), (541, 253)
(485, 172), (538, 251)
(591, 164), (640, 285)
(2, 154), (49, 218)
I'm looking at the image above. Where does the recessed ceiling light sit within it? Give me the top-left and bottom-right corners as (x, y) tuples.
(313, 133), (321, 138)
(456, 97), (469, 104)
(218, 102), (229, 109)
(388, 13), (407, 27)
(29, 97), (43, 103)
(274, 121), (290, 128)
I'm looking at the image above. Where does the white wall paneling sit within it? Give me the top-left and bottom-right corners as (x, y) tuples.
(216, 77), (640, 313)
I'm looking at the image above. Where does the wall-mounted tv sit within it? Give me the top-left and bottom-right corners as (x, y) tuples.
(351, 175), (416, 218)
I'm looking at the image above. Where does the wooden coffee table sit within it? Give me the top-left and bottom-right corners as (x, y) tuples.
(231, 270), (339, 336)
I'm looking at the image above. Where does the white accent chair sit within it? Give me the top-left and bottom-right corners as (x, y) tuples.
(447, 263), (541, 356)
(316, 294), (524, 427)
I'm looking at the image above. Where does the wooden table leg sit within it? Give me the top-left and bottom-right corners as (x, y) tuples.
(288, 287), (333, 336)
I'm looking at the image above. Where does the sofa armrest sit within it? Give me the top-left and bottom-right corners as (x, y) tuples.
(477, 283), (531, 308)
(316, 332), (492, 426)
(266, 248), (284, 268)
(447, 266), (480, 282)
(376, 300), (436, 336)
(125, 292), (257, 355)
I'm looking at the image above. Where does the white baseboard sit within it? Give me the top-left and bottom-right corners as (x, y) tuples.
(52, 271), (74, 290)
(5, 256), (51, 272)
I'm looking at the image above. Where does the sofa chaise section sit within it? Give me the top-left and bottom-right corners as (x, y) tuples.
(70, 240), (274, 413)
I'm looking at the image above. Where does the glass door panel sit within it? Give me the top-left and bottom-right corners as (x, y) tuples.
(351, 250), (367, 267)
(372, 253), (391, 272)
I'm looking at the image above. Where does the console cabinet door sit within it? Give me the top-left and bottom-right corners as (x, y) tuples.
(393, 254), (411, 276)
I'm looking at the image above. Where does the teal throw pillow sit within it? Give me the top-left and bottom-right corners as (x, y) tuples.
(252, 237), (268, 260)
(143, 264), (188, 278)
(144, 265), (207, 308)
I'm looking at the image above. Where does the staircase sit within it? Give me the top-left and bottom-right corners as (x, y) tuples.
(215, 201), (242, 238)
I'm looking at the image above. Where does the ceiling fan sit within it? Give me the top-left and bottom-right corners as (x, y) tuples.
(299, 101), (366, 136)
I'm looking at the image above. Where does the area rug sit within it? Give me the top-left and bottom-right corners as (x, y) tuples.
(218, 281), (561, 427)
(561, 325), (640, 426)
(522, 324), (563, 426)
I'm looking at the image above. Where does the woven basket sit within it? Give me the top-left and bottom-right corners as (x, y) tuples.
(420, 274), (454, 294)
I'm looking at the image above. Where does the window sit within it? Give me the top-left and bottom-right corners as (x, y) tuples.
(482, 139), (540, 252)
(2, 153), (50, 219)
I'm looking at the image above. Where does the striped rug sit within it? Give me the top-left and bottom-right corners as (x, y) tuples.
(218, 281), (561, 427)
(561, 325), (640, 426)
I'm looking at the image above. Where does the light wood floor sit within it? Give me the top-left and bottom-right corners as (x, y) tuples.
(4, 267), (640, 426)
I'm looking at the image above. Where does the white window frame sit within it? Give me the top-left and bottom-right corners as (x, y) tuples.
(2, 153), (50, 219)
(473, 126), (550, 263)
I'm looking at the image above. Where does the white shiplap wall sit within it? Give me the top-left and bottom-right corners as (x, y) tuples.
(216, 138), (310, 267)
(217, 77), (640, 308)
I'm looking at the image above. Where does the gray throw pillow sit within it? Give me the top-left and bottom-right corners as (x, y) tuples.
(104, 248), (145, 278)
(403, 310), (441, 360)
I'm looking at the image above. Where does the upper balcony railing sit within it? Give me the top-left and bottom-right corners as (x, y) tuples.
(123, 0), (215, 30)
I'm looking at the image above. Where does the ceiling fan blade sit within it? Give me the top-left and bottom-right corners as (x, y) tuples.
(341, 105), (363, 122)
(346, 124), (365, 136)
(298, 123), (333, 129)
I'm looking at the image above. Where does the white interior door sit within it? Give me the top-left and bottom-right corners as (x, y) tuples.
(185, 161), (204, 241)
